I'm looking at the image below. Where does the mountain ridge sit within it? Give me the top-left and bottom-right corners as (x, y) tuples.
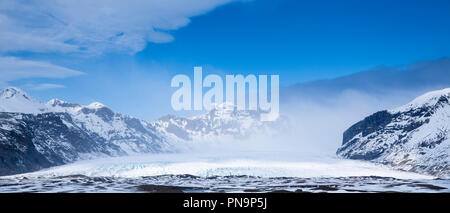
(337, 88), (450, 178)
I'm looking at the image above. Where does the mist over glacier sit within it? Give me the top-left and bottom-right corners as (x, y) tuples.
(174, 58), (450, 158)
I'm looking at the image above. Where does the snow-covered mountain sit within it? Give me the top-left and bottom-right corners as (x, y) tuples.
(0, 87), (282, 176)
(45, 98), (174, 154)
(337, 88), (450, 178)
(0, 87), (176, 175)
(0, 87), (48, 113)
(154, 103), (287, 142)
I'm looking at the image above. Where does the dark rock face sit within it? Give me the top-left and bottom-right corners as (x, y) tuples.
(337, 89), (450, 178)
(0, 111), (176, 176)
(0, 121), (52, 176)
(342, 110), (394, 146)
(0, 111), (184, 176)
(0, 112), (123, 176)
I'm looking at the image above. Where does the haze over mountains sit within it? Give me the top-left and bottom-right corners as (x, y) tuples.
(281, 58), (450, 178)
(280, 57), (450, 155)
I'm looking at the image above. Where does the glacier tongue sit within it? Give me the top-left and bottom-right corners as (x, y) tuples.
(8, 153), (432, 180)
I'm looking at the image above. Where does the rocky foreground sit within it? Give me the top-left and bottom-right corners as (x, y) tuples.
(0, 175), (448, 193)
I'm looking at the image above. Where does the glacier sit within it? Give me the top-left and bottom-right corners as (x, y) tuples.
(9, 153), (431, 179)
(2, 153), (448, 193)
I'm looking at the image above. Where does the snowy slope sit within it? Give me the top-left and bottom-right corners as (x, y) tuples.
(46, 98), (174, 154)
(337, 88), (450, 178)
(0, 87), (48, 113)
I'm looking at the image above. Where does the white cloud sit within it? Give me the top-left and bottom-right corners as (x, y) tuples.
(0, 0), (235, 55)
(0, 57), (84, 85)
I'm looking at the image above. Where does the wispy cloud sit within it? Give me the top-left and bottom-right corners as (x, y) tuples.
(0, 56), (84, 86)
(28, 83), (66, 91)
(0, 0), (235, 55)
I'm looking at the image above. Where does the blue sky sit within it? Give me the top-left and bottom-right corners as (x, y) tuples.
(1, 0), (450, 120)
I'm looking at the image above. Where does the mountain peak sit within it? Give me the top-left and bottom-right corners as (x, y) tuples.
(0, 87), (30, 100)
(0, 87), (47, 113)
(47, 99), (81, 110)
(87, 102), (106, 109)
(410, 88), (450, 105)
(391, 88), (450, 113)
(47, 98), (67, 105)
